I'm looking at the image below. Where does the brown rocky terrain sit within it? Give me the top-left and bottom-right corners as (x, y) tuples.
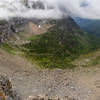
(0, 75), (21, 100)
(0, 48), (100, 100)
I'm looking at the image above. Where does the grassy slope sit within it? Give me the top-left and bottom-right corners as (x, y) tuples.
(20, 19), (100, 69)
(1, 18), (100, 69)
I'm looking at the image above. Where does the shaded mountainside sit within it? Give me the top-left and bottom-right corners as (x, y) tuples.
(74, 18), (100, 36)
(83, 21), (100, 36)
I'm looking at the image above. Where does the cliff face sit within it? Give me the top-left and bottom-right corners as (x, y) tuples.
(0, 18), (29, 42)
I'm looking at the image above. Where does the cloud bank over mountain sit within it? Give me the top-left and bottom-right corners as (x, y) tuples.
(0, 0), (100, 20)
(0, 0), (64, 20)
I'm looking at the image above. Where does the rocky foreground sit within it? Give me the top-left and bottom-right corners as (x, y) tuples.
(0, 75), (21, 100)
(0, 75), (75, 100)
(1, 48), (100, 100)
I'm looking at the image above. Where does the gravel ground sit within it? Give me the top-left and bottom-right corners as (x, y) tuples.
(0, 49), (100, 100)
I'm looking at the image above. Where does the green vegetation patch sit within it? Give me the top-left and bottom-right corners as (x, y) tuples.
(20, 25), (96, 69)
(1, 43), (17, 54)
(82, 56), (100, 67)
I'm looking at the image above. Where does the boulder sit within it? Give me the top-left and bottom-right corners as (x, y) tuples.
(0, 75), (21, 100)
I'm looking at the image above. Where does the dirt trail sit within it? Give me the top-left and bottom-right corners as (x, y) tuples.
(0, 48), (100, 100)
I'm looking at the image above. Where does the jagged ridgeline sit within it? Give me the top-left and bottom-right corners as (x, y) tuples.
(21, 17), (99, 69)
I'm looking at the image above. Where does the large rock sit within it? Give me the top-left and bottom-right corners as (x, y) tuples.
(0, 75), (21, 100)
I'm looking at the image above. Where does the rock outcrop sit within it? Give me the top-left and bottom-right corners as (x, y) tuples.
(0, 18), (30, 43)
(0, 75), (21, 100)
(0, 75), (75, 100)
(0, 18), (47, 43)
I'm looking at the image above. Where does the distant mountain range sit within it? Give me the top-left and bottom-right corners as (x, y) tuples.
(74, 17), (100, 36)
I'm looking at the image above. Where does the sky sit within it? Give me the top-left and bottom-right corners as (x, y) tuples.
(0, 0), (100, 20)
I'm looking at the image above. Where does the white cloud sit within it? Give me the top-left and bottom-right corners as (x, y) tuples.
(0, 0), (100, 20)
(62, 0), (100, 19)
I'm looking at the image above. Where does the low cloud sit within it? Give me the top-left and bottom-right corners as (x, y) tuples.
(63, 0), (100, 20)
(0, 0), (100, 20)
(0, 0), (64, 20)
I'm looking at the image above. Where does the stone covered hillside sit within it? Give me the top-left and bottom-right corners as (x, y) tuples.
(0, 75), (75, 100)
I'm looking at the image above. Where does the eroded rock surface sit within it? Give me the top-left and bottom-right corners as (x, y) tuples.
(0, 75), (76, 100)
(0, 75), (21, 100)
(25, 94), (75, 100)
